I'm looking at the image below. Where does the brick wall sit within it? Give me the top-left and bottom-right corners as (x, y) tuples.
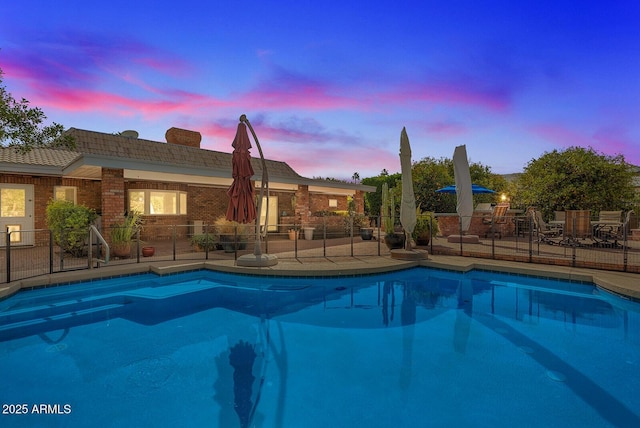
(187, 186), (228, 224)
(61, 178), (101, 212)
(437, 213), (516, 237)
(3, 171), (367, 244)
(101, 168), (125, 243)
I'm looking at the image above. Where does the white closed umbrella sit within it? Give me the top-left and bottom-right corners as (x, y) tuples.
(453, 145), (473, 233)
(399, 127), (417, 250)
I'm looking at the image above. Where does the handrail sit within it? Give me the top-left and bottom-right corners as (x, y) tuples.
(88, 225), (109, 268)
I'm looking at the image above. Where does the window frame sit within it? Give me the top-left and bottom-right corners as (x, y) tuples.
(127, 189), (187, 216)
(54, 186), (77, 204)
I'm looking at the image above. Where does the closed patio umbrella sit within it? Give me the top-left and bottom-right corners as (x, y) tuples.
(453, 145), (473, 233)
(226, 123), (257, 224)
(399, 127), (416, 250)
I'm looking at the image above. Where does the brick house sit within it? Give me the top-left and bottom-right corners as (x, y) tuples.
(0, 127), (374, 245)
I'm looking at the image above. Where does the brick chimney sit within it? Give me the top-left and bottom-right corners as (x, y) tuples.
(165, 127), (202, 148)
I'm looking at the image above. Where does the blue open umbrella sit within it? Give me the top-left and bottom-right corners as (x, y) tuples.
(435, 184), (496, 194)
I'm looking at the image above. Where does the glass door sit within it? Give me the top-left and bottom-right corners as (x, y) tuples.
(0, 184), (34, 246)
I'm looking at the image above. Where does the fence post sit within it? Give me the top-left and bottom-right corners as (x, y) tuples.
(459, 215), (463, 256)
(6, 227), (10, 283)
(429, 216), (434, 255)
(136, 229), (140, 263)
(571, 216), (577, 267)
(60, 228), (65, 271)
(204, 223), (209, 260)
(350, 216), (354, 257)
(173, 225), (177, 261)
(49, 229), (54, 274)
(490, 216), (496, 259)
(377, 215), (381, 256)
(623, 224), (629, 272)
(294, 217), (298, 259)
(88, 227), (93, 269)
(528, 216), (533, 263)
(323, 215), (327, 258)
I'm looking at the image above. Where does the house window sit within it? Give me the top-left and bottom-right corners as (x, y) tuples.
(128, 190), (187, 215)
(1, 188), (26, 217)
(54, 186), (77, 203)
(329, 199), (338, 208)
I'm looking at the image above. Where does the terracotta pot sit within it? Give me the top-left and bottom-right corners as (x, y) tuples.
(288, 230), (299, 240)
(142, 246), (155, 257)
(111, 242), (131, 258)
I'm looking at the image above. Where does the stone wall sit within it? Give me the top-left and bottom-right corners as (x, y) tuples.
(437, 212), (517, 237)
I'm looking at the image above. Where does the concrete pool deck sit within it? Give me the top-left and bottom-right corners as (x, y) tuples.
(2, 252), (639, 302)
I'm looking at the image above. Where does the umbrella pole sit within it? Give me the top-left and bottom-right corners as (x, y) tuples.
(240, 114), (268, 257)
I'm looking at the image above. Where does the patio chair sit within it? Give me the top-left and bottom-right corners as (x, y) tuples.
(564, 210), (592, 245)
(483, 203), (509, 239)
(610, 210), (634, 246)
(531, 208), (561, 244)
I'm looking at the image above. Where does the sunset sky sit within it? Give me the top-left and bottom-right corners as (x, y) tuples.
(2, 1), (638, 179)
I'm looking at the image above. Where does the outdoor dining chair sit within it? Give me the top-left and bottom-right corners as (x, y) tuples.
(483, 203), (510, 239)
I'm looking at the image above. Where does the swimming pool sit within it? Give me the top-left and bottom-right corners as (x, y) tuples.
(0, 267), (638, 427)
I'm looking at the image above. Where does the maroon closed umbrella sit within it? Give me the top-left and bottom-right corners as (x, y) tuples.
(226, 123), (257, 224)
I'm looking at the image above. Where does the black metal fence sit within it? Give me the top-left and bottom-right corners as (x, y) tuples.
(2, 213), (639, 284)
(1, 217), (394, 284)
(432, 212), (640, 273)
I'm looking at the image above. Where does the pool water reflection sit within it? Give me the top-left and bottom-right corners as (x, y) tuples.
(0, 267), (638, 427)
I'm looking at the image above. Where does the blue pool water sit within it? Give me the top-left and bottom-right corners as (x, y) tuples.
(0, 267), (638, 427)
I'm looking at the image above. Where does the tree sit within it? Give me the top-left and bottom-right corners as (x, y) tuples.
(411, 157), (506, 213)
(0, 68), (74, 153)
(515, 147), (636, 219)
(361, 173), (401, 217)
(361, 157), (506, 217)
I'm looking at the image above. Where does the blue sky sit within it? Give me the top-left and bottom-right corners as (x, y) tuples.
(1, 1), (638, 179)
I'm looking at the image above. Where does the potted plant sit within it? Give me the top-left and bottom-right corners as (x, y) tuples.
(413, 208), (439, 246)
(381, 183), (405, 249)
(191, 233), (217, 251)
(110, 211), (143, 258)
(349, 214), (372, 240)
(214, 216), (249, 252)
(141, 246), (155, 257)
(360, 227), (374, 240)
(288, 229), (299, 240)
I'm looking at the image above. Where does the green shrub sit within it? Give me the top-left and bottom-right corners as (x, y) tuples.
(191, 233), (217, 251)
(213, 216), (249, 239)
(46, 200), (97, 257)
(412, 209), (439, 240)
(110, 211), (143, 244)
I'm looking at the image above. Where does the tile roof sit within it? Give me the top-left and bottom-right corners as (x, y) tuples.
(1, 128), (375, 192)
(0, 146), (80, 167)
(66, 128), (303, 181)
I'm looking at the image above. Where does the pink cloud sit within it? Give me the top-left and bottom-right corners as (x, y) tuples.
(262, 142), (399, 179)
(592, 126), (640, 165)
(237, 69), (363, 111)
(381, 78), (511, 112)
(423, 120), (468, 137)
(529, 123), (640, 166)
(529, 124), (591, 148)
(2, 30), (193, 96)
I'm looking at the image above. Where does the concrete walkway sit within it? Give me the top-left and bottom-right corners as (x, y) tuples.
(2, 251), (639, 302)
